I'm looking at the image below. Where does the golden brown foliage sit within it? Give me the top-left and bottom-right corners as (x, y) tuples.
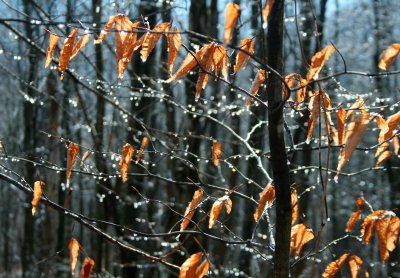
(253, 183), (275, 221)
(136, 136), (150, 164)
(290, 223), (314, 256)
(233, 38), (254, 74)
(348, 255), (363, 278)
(31, 181), (44, 215)
(306, 45), (335, 81)
(167, 27), (182, 74)
(119, 143), (134, 183)
(262, 0), (275, 28)
(337, 107), (347, 145)
(68, 238), (80, 274)
(140, 22), (170, 62)
(291, 189), (298, 226)
(378, 43), (400, 70)
(209, 196), (232, 228)
(223, 3), (240, 44)
(322, 253), (350, 278)
(345, 196), (365, 233)
(70, 33), (90, 60)
(306, 90), (321, 144)
(45, 33), (60, 68)
(246, 69), (267, 110)
(79, 257), (95, 278)
(180, 190), (204, 232)
(212, 141), (223, 166)
(58, 28), (79, 79)
(66, 143), (79, 183)
(179, 252), (209, 278)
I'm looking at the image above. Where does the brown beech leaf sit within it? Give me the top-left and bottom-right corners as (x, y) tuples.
(290, 223), (314, 256)
(306, 90), (322, 144)
(262, 0), (275, 28)
(167, 44), (214, 82)
(180, 190), (204, 232)
(136, 136), (149, 164)
(348, 255), (363, 278)
(94, 15), (117, 44)
(31, 181), (44, 215)
(211, 45), (228, 80)
(140, 22), (170, 62)
(69, 238), (80, 274)
(224, 3), (240, 44)
(179, 252), (209, 278)
(375, 150), (391, 166)
(291, 189), (298, 226)
(70, 33), (90, 60)
(253, 183), (275, 222)
(212, 141), (222, 167)
(233, 38), (254, 74)
(66, 143), (79, 183)
(336, 113), (372, 179)
(322, 253), (350, 278)
(195, 45), (215, 100)
(79, 257), (95, 278)
(306, 45), (335, 81)
(81, 150), (91, 166)
(374, 213), (400, 261)
(345, 196), (365, 233)
(337, 107), (347, 146)
(209, 196), (232, 228)
(246, 69), (267, 110)
(378, 43), (400, 70)
(376, 111), (400, 158)
(58, 28), (79, 79)
(119, 143), (134, 183)
(394, 136), (399, 155)
(167, 26), (182, 74)
(45, 33), (60, 68)
(346, 96), (366, 121)
(361, 210), (386, 244)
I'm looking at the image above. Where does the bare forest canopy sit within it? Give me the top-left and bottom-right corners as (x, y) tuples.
(0, 0), (400, 277)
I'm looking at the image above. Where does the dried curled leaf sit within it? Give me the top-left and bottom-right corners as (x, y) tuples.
(58, 28), (79, 79)
(66, 143), (79, 183)
(70, 33), (90, 60)
(336, 113), (372, 178)
(361, 210), (386, 244)
(254, 183), (275, 222)
(375, 150), (391, 166)
(306, 90), (321, 144)
(291, 189), (298, 226)
(234, 38), (254, 74)
(376, 111), (400, 158)
(209, 196), (232, 229)
(179, 252), (209, 278)
(290, 223), (314, 256)
(212, 141), (222, 167)
(262, 0), (275, 28)
(119, 143), (134, 183)
(348, 255), (363, 278)
(246, 69), (267, 110)
(180, 189), (204, 232)
(45, 33), (60, 68)
(81, 150), (91, 166)
(167, 26), (182, 74)
(346, 96), (366, 121)
(79, 257), (95, 278)
(306, 45), (335, 81)
(322, 253), (350, 278)
(69, 238), (80, 274)
(345, 196), (365, 233)
(31, 181), (44, 215)
(94, 15), (117, 44)
(140, 22), (170, 62)
(136, 136), (149, 164)
(378, 43), (400, 70)
(337, 107), (347, 146)
(224, 3), (240, 44)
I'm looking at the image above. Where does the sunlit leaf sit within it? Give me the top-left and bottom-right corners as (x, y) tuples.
(68, 238), (80, 274)
(66, 143), (79, 183)
(290, 223), (314, 256)
(337, 107), (346, 145)
(223, 3), (240, 44)
(180, 189), (203, 232)
(378, 43), (400, 70)
(306, 90), (322, 144)
(167, 26), (182, 74)
(254, 183), (275, 222)
(179, 252), (208, 278)
(94, 15), (117, 44)
(45, 33), (60, 68)
(233, 38), (254, 74)
(306, 45), (335, 81)
(70, 33), (90, 60)
(81, 150), (91, 166)
(119, 143), (134, 183)
(348, 255), (363, 278)
(140, 22), (170, 62)
(262, 0), (275, 28)
(291, 189), (298, 226)
(58, 28), (79, 79)
(209, 196), (232, 229)
(31, 181), (44, 215)
(322, 253), (350, 278)
(79, 257), (95, 278)
(345, 196), (364, 233)
(136, 136), (149, 164)
(376, 111), (400, 158)
(246, 69), (267, 110)
(212, 141), (222, 167)
(375, 150), (391, 166)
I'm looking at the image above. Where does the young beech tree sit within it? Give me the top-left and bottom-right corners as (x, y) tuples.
(0, 0), (400, 277)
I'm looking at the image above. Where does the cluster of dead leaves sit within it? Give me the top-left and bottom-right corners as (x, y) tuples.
(46, 15), (182, 80)
(68, 238), (95, 278)
(45, 28), (90, 79)
(322, 253), (365, 278)
(119, 137), (150, 183)
(179, 252), (209, 278)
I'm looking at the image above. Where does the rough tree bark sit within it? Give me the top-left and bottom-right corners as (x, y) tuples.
(266, 0), (292, 276)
